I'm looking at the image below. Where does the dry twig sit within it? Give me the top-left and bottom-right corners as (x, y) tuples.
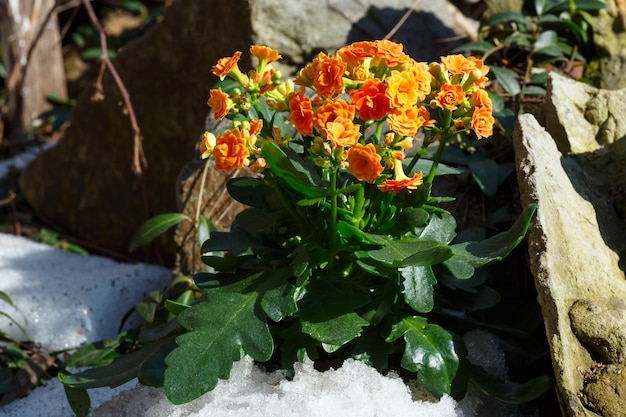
(81, 0), (147, 175)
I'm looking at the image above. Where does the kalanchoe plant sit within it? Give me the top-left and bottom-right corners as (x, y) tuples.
(59, 40), (539, 410)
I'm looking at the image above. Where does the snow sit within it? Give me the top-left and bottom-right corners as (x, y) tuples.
(0, 232), (518, 416)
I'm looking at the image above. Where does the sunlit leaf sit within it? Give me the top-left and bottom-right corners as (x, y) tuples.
(164, 293), (273, 404)
(489, 66), (521, 97)
(386, 316), (458, 398)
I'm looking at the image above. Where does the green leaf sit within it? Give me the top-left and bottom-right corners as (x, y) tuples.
(406, 158), (461, 176)
(488, 66), (521, 97)
(261, 141), (328, 198)
(364, 235), (452, 267)
(81, 47), (116, 60)
(486, 11), (531, 26)
(469, 159), (499, 197)
(226, 177), (273, 208)
(520, 85), (547, 96)
(0, 291), (15, 307)
(298, 281), (370, 346)
(129, 213), (191, 252)
(59, 341), (166, 389)
(534, 0), (549, 15)
(63, 385), (91, 417)
(164, 299), (191, 316)
(138, 343), (176, 387)
(400, 266), (436, 313)
(444, 204), (537, 279)
(200, 254), (256, 272)
(351, 328), (394, 370)
(198, 216), (216, 249)
(164, 293), (273, 404)
(386, 316), (458, 398)
(545, 0), (606, 13)
(389, 207), (430, 234)
(469, 364), (554, 403)
(418, 213), (457, 244)
(453, 41), (494, 53)
(337, 221), (382, 246)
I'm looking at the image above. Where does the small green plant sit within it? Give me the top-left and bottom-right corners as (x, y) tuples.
(59, 40), (551, 415)
(32, 228), (88, 255)
(459, 0), (606, 106)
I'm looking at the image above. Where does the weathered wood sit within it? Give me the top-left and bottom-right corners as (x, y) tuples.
(0, 0), (67, 134)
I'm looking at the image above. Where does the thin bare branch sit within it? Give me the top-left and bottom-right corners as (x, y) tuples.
(81, 0), (146, 175)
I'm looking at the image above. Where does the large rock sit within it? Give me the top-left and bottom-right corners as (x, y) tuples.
(18, 0), (255, 264)
(591, 0), (626, 89)
(514, 72), (626, 416)
(19, 0), (469, 266)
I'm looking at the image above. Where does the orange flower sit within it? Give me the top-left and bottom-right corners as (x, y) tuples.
(294, 62), (317, 87)
(378, 159), (423, 194)
(347, 143), (383, 183)
(385, 70), (419, 109)
(435, 84), (465, 111)
(212, 51), (242, 80)
(288, 92), (314, 136)
(469, 89), (492, 111)
(249, 118), (263, 136)
(207, 88), (231, 120)
(313, 98), (355, 131)
(349, 78), (391, 121)
(405, 61), (432, 101)
(313, 53), (347, 98)
(378, 172), (423, 194)
(467, 56), (490, 88)
(388, 105), (421, 137)
(337, 42), (375, 80)
(441, 54), (476, 75)
(200, 131), (216, 159)
(212, 129), (250, 172)
(324, 117), (361, 148)
(372, 40), (410, 67)
(471, 106), (495, 139)
(250, 45), (281, 64)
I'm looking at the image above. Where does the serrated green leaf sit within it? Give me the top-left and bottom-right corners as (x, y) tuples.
(400, 266), (436, 313)
(469, 364), (554, 403)
(444, 204), (536, 279)
(164, 293), (273, 404)
(489, 66), (521, 97)
(129, 213), (191, 252)
(261, 141), (328, 198)
(387, 316), (458, 398)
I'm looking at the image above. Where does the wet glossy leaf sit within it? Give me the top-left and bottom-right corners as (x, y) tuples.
(400, 265), (436, 313)
(387, 316), (458, 398)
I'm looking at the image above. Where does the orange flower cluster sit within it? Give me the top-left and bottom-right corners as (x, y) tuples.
(202, 41), (495, 194)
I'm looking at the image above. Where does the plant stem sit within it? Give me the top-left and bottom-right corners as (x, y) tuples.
(328, 169), (338, 269)
(426, 136), (449, 184)
(426, 110), (453, 184)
